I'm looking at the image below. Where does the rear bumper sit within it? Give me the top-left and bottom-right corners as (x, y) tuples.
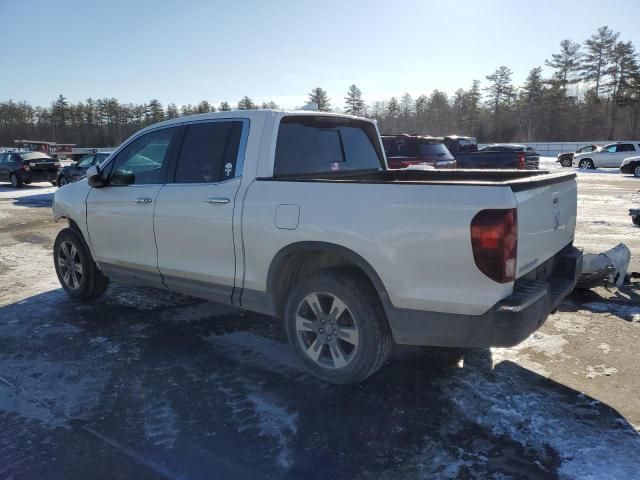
(387, 245), (582, 347)
(18, 170), (58, 183)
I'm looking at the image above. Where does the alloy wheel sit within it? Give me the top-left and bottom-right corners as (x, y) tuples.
(295, 292), (359, 369)
(634, 165), (640, 178)
(57, 240), (83, 289)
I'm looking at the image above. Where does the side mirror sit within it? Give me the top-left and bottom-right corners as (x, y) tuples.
(86, 165), (106, 188)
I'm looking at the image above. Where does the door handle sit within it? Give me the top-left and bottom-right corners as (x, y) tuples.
(134, 197), (152, 204)
(205, 197), (230, 204)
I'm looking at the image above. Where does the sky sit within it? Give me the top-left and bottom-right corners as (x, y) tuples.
(2, 0), (640, 109)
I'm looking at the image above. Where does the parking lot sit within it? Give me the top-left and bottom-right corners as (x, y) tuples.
(0, 163), (639, 479)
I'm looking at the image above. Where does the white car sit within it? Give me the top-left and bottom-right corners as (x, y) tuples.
(573, 142), (640, 169)
(52, 110), (581, 384)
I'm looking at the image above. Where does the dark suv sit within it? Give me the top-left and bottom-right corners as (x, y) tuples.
(381, 135), (456, 169)
(0, 151), (59, 187)
(57, 152), (111, 186)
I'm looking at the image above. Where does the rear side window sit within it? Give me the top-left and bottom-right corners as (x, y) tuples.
(617, 144), (635, 152)
(174, 121), (243, 183)
(274, 116), (384, 176)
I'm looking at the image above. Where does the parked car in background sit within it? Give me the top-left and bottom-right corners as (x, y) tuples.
(573, 142), (640, 169)
(557, 144), (601, 167)
(0, 151), (59, 187)
(52, 110), (581, 384)
(58, 152), (111, 186)
(446, 137), (540, 169)
(381, 134), (456, 169)
(476, 144), (540, 169)
(620, 155), (640, 177)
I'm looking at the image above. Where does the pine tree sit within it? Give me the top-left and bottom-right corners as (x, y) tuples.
(308, 87), (331, 111)
(196, 100), (212, 113)
(165, 103), (179, 119)
(219, 101), (231, 111)
(581, 26), (620, 99)
(237, 96), (256, 110)
(344, 84), (365, 116)
(545, 39), (581, 92)
(146, 99), (165, 124)
(261, 101), (280, 109)
(520, 67), (544, 140)
(606, 40), (639, 138)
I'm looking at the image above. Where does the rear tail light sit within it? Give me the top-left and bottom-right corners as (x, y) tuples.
(517, 152), (525, 169)
(470, 208), (518, 283)
(21, 162), (30, 171)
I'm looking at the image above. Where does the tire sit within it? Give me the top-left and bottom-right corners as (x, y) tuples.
(284, 269), (393, 384)
(53, 228), (109, 300)
(58, 175), (68, 187)
(560, 158), (573, 167)
(632, 215), (640, 226)
(578, 159), (594, 169)
(10, 173), (22, 188)
(634, 164), (640, 178)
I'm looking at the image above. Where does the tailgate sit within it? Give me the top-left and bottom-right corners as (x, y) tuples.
(514, 176), (577, 278)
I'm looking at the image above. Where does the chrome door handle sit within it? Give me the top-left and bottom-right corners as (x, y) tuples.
(205, 197), (230, 204)
(134, 197), (152, 204)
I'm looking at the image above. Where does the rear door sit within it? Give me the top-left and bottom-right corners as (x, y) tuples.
(615, 143), (636, 167)
(86, 126), (179, 286)
(514, 176), (577, 277)
(154, 119), (247, 302)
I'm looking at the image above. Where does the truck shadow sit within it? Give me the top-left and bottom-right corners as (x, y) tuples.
(560, 285), (640, 322)
(0, 286), (639, 479)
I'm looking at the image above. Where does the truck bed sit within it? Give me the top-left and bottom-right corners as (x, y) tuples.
(261, 168), (575, 191)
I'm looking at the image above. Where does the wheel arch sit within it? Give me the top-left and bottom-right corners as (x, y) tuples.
(266, 241), (391, 319)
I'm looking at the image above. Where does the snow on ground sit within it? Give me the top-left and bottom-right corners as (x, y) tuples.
(0, 183), (56, 200)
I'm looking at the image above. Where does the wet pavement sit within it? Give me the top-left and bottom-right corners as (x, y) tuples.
(1, 170), (640, 479)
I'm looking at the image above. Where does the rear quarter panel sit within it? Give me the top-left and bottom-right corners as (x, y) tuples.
(241, 181), (516, 316)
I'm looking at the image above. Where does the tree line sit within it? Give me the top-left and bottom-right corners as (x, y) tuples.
(1, 25), (639, 147)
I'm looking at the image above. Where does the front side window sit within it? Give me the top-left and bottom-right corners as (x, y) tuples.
(173, 121), (243, 183)
(274, 116), (384, 176)
(109, 128), (176, 185)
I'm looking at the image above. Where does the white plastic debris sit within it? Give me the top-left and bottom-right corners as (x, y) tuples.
(578, 243), (631, 288)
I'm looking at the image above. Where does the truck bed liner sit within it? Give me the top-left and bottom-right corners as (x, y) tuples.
(260, 169), (576, 191)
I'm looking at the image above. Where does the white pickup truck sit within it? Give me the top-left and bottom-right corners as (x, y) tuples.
(52, 110), (582, 384)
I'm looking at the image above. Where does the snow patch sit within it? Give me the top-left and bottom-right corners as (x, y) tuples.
(586, 364), (619, 379)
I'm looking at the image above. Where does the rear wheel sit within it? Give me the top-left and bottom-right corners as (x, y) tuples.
(578, 159), (594, 169)
(284, 269), (392, 384)
(634, 164), (640, 178)
(10, 173), (22, 188)
(54, 228), (109, 300)
(58, 175), (69, 186)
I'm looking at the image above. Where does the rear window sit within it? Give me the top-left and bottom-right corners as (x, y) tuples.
(418, 142), (454, 161)
(274, 116), (384, 176)
(21, 152), (52, 161)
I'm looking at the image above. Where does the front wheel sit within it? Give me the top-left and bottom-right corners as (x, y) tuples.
(54, 228), (109, 300)
(634, 164), (640, 178)
(560, 158), (573, 167)
(284, 269), (392, 384)
(578, 159), (595, 169)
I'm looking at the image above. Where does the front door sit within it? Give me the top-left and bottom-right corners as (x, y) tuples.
(86, 126), (179, 287)
(154, 120), (246, 303)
